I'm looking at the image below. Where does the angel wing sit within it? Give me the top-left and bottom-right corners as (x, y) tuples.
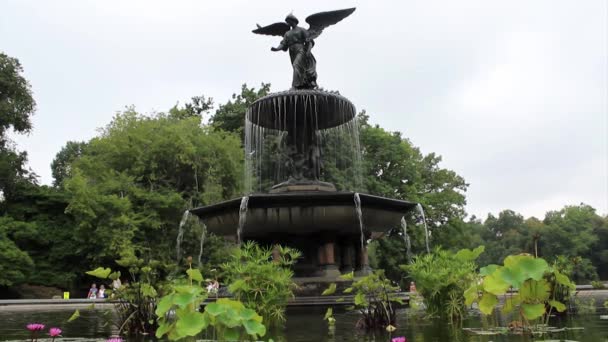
(252, 22), (291, 37)
(305, 7), (356, 40)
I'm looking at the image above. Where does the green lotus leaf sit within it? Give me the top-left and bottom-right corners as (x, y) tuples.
(173, 293), (196, 308)
(496, 266), (526, 289)
(502, 295), (521, 314)
(86, 267), (112, 279)
(555, 271), (576, 289)
(517, 257), (549, 281)
(155, 322), (173, 338)
(549, 300), (567, 312)
(223, 327), (240, 341)
(464, 283), (480, 306)
(155, 294), (174, 316)
(521, 303), (545, 320)
(519, 279), (550, 301)
(186, 269), (204, 283)
(175, 311), (208, 337)
(483, 273), (510, 295)
(205, 302), (225, 317)
(243, 319), (266, 337)
(479, 264), (499, 276)
(478, 292), (498, 315)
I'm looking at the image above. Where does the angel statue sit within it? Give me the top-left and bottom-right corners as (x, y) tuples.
(253, 8), (356, 90)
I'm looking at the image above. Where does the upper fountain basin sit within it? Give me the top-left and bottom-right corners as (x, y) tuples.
(247, 89), (356, 130)
(190, 192), (417, 238)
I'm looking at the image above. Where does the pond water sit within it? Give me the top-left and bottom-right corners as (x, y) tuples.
(1, 306), (607, 341)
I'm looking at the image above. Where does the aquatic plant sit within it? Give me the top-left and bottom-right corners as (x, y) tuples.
(465, 253), (575, 332)
(156, 259), (266, 341)
(402, 246), (484, 321)
(324, 270), (402, 330)
(221, 242), (300, 325)
(106, 338), (124, 342)
(48, 327), (62, 341)
(391, 337), (407, 342)
(26, 323), (45, 342)
(86, 252), (165, 336)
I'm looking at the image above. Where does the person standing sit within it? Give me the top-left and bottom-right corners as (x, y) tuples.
(98, 285), (106, 299)
(87, 283), (98, 299)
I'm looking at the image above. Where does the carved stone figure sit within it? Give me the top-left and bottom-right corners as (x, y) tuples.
(253, 8), (356, 89)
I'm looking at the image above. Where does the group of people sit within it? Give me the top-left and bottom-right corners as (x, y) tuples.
(87, 278), (122, 299)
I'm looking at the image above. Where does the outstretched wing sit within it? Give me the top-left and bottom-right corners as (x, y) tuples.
(252, 22), (290, 37)
(305, 7), (356, 40)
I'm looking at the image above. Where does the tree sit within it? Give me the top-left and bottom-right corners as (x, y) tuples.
(51, 141), (88, 187)
(0, 52), (36, 201)
(0, 52), (35, 135)
(209, 83), (271, 139)
(63, 108), (243, 268)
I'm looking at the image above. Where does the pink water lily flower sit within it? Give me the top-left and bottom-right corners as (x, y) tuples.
(26, 323), (45, 331)
(106, 338), (124, 342)
(392, 337), (407, 342)
(49, 327), (62, 336)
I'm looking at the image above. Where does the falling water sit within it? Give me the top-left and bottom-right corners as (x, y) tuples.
(244, 91), (361, 193)
(197, 220), (207, 266)
(237, 196), (249, 245)
(176, 210), (190, 263)
(353, 193), (365, 250)
(416, 203), (430, 253)
(400, 216), (412, 263)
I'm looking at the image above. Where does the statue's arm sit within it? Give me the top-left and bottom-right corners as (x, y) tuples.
(271, 41), (288, 52)
(271, 36), (289, 52)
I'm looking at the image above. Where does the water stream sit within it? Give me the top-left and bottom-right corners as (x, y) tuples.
(237, 196), (249, 245)
(416, 203), (430, 253)
(197, 220), (207, 266)
(353, 193), (365, 251)
(400, 216), (412, 264)
(175, 210), (190, 263)
(244, 92), (362, 193)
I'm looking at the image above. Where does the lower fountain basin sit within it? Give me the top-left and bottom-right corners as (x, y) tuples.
(190, 192), (416, 238)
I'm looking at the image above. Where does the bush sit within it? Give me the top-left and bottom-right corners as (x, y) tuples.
(401, 246), (484, 321)
(221, 242), (300, 325)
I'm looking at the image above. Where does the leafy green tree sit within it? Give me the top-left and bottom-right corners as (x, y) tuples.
(63, 108), (243, 268)
(0, 217), (34, 286)
(51, 141), (88, 187)
(0, 52), (35, 135)
(2, 183), (81, 288)
(209, 83), (271, 139)
(0, 52), (36, 200)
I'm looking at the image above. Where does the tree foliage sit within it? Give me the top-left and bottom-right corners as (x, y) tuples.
(63, 108), (243, 268)
(0, 52), (35, 135)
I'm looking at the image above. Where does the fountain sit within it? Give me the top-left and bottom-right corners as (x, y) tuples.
(190, 7), (419, 286)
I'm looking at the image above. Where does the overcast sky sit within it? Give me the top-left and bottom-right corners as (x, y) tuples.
(1, 0), (606, 219)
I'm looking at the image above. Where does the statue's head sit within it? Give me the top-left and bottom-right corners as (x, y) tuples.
(285, 13), (299, 27)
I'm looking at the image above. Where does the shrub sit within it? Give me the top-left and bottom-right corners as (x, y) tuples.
(401, 246), (484, 321)
(221, 242), (300, 325)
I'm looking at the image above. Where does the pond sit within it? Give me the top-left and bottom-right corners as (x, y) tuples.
(1, 305), (607, 341)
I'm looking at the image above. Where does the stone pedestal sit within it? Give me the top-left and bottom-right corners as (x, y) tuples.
(318, 240), (341, 278)
(355, 243), (372, 276)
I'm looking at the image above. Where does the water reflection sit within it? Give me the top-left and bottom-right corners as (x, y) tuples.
(0, 306), (606, 341)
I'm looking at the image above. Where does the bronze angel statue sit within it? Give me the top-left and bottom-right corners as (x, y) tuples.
(253, 8), (356, 89)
